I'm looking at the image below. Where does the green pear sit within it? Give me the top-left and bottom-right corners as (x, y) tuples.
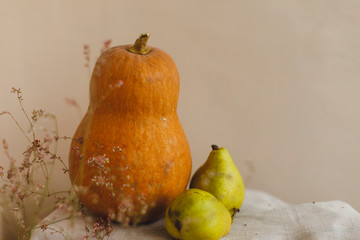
(190, 145), (245, 219)
(165, 189), (231, 240)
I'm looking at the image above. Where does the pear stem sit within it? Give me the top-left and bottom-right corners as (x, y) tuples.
(127, 33), (151, 55)
(211, 145), (220, 150)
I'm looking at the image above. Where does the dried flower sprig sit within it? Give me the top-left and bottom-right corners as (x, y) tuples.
(0, 87), (116, 240)
(92, 216), (112, 240)
(83, 44), (90, 69)
(83, 39), (112, 76)
(0, 90), (77, 239)
(0, 40), (115, 240)
(101, 39), (112, 54)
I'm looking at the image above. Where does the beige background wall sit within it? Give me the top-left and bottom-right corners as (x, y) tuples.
(0, 0), (359, 222)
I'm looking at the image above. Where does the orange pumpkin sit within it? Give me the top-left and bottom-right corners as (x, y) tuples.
(69, 33), (192, 224)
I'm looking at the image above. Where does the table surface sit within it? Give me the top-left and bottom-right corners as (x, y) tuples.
(31, 189), (360, 240)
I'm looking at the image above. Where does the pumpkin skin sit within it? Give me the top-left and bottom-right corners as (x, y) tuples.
(69, 37), (192, 225)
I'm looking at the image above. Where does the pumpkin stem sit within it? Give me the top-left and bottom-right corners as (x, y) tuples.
(127, 33), (151, 55)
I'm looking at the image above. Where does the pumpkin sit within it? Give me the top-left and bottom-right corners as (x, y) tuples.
(68, 33), (192, 225)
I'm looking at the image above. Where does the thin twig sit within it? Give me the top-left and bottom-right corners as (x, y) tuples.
(0, 111), (31, 143)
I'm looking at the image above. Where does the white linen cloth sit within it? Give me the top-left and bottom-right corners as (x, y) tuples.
(31, 189), (360, 239)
